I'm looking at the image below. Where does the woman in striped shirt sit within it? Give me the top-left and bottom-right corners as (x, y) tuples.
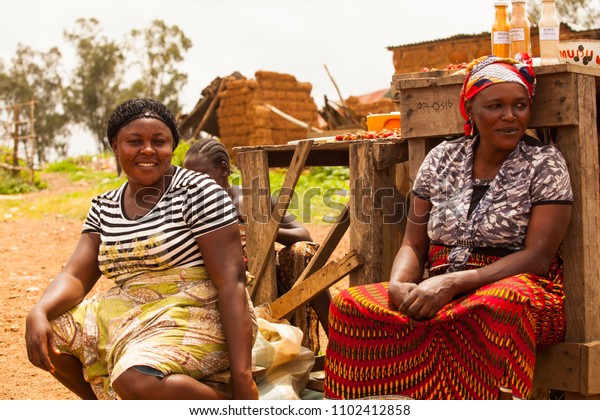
(25, 98), (257, 400)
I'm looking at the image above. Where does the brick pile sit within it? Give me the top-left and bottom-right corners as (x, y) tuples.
(345, 95), (396, 120)
(217, 70), (320, 156)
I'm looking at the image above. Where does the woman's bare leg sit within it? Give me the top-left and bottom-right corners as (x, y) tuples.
(112, 367), (230, 400)
(49, 352), (97, 400)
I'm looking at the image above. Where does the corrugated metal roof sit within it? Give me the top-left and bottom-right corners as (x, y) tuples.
(387, 32), (490, 50)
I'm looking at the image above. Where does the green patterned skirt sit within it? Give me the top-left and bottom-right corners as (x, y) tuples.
(51, 267), (256, 399)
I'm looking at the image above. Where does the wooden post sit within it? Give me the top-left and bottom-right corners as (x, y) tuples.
(11, 104), (20, 177)
(349, 141), (383, 285)
(29, 100), (35, 183)
(245, 140), (313, 298)
(554, 73), (600, 343)
(237, 150), (278, 305)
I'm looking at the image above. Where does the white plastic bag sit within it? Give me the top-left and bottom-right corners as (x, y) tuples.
(252, 307), (315, 400)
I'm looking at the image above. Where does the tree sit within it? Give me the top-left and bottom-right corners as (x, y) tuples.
(63, 18), (126, 154)
(64, 18), (192, 156)
(528, 0), (600, 30)
(125, 20), (192, 113)
(0, 45), (69, 164)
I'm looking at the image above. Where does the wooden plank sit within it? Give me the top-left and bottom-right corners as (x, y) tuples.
(398, 83), (464, 139)
(291, 204), (350, 287)
(268, 251), (363, 320)
(534, 342), (582, 393)
(306, 377), (325, 392)
(234, 139), (401, 154)
(247, 140), (313, 299)
(267, 149), (349, 167)
(555, 74), (600, 343)
(408, 138), (428, 185)
(373, 170), (407, 225)
(372, 141), (409, 170)
(529, 72), (578, 128)
(237, 150), (278, 305)
(374, 167), (405, 282)
(349, 142), (383, 286)
(312, 355), (325, 372)
(582, 340), (600, 395)
(534, 341), (600, 396)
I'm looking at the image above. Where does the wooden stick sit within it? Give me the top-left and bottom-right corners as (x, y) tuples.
(268, 250), (363, 320)
(264, 103), (324, 133)
(323, 64), (351, 117)
(192, 80), (226, 139)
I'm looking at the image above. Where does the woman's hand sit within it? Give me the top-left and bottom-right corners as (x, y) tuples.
(25, 309), (60, 373)
(388, 281), (417, 309)
(397, 275), (457, 320)
(24, 233), (101, 372)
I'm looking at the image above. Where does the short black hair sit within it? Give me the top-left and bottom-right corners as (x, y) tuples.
(107, 98), (180, 149)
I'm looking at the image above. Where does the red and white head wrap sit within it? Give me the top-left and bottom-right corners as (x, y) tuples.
(460, 55), (536, 136)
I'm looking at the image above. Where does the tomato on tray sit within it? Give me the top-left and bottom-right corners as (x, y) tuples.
(334, 127), (402, 141)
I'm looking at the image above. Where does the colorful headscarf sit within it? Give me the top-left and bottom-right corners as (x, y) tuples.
(459, 55), (536, 136)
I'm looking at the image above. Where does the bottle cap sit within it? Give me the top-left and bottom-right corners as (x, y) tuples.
(494, 1), (508, 5)
(511, 0), (526, 3)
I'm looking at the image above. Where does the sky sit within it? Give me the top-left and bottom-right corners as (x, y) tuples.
(0, 0), (496, 156)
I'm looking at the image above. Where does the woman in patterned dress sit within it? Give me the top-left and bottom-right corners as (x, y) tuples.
(324, 56), (573, 400)
(25, 98), (257, 400)
(183, 138), (331, 354)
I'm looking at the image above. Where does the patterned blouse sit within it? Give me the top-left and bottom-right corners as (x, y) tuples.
(412, 135), (572, 269)
(82, 166), (238, 284)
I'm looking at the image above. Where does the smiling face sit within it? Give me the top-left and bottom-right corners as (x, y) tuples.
(112, 117), (174, 190)
(466, 82), (531, 154)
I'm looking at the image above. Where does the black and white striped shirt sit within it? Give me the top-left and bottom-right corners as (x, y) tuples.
(83, 166), (238, 284)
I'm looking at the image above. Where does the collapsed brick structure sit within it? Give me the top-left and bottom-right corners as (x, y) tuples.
(217, 70), (320, 156)
(344, 88), (395, 125)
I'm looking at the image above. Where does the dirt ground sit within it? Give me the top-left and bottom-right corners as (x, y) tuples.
(0, 174), (349, 400)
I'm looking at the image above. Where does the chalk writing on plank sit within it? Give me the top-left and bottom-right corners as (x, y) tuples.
(416, 100), (454, 112)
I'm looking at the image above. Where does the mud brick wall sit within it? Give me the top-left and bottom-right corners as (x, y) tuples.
(345, 96), (395, 119)
(217, 70), (319, 158)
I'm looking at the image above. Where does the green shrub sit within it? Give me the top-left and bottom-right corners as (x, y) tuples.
(268, 166), (350, 224)
(172, 140), (191, 167)
(0, 169), (46, 194)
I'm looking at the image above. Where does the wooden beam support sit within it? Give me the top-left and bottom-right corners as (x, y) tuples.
(237, 150), (278, 305)
(268, 250), (363, 320)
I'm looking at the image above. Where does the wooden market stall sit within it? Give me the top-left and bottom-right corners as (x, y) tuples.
(232, 63), (600, 399)
(392, 63), (600, 399)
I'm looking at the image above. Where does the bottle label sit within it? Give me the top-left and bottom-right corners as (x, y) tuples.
(493, 31), (510, 45)
(510, 28), (525, 42)
(510, 27), (525, 41)
(540, 27), (559, 41)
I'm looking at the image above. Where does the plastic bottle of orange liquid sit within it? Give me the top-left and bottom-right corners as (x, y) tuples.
(510, 0), (531, 59)
(539, 0), (560, 65)
(492, 1), (511, 57)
